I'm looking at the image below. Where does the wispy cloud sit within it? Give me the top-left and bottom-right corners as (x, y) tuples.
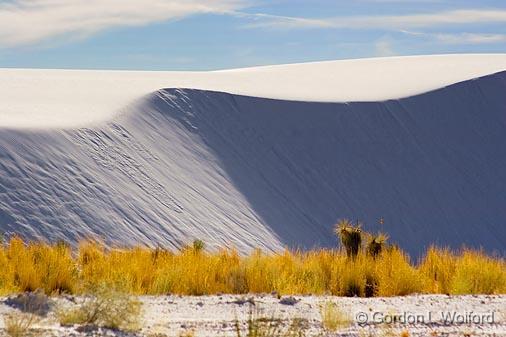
(243, 9), (506, 30)
(436, 33), (506, 44)
(234, 12), (331, 29)
(358, 0), (442, 2)
(0, 0), (246, 47)
(403, 30), (506, 44)
(374, 38), (397, 56)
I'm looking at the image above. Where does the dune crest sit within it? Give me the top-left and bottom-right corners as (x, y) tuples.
(2, 54), (506, 128)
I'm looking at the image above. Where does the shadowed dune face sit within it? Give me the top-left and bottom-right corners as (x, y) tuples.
(1, 71), (506, 256)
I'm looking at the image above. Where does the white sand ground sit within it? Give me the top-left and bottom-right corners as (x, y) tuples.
(2, 54), (506, 128)
(0, 294), (505, 336)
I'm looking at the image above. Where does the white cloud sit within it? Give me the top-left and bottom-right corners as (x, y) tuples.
(0, 0), (246, 47)
(359, 0), (442, 2)
(239, 13), (336, 30)
(374, 38), (396, 57)
(433, 33), (506, 44)
(3, 2), (506, 50)
(244, 9), (506, 30)
(402, 30), (506, 44)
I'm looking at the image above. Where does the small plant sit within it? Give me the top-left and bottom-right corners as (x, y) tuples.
(192, 239), (205, 253)
(234, 304), (306, 337)
(4, 311), (40, 337)
(400, 330), (410, 337)
(57, 307), (87, 326)
(320, 301), (351, 332)
(3, 290), (49, 337)
(335, 219), (362, 258)
(57, 283), (141, 331)
(179, 329), (195, 337)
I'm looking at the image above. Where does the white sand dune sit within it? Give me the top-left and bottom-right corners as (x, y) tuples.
(2, 54), (506, 128)
(0, 54), (506, 255)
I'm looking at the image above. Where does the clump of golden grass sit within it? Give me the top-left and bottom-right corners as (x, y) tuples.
(450, 250), (506, 295)
(375, 246), (423, 296)
(0, 236), (504, 297)
(2, 237), (77, 295)
(418, 247), (456, 294)
(320, 301), (351, 332)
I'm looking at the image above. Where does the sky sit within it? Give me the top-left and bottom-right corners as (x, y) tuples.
(0, 0), (506, 71)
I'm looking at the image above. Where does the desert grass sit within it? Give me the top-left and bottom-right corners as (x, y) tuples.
(320, 301), (351, 332)
(234, 304), (307, 337)
(418, 246), (456, 294)
(0, 236), (504, 297)
(56, 283), (141, 331)
(449, 250), (506, 294)
(4, 312), (40, 337)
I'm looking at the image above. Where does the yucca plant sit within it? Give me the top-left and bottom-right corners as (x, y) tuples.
(366, 233), (389, 258)
(192, 239), (205, 253)
(335, 220), (362, 258)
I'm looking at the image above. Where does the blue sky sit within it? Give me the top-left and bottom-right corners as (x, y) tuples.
(1, 0), (506, 70)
